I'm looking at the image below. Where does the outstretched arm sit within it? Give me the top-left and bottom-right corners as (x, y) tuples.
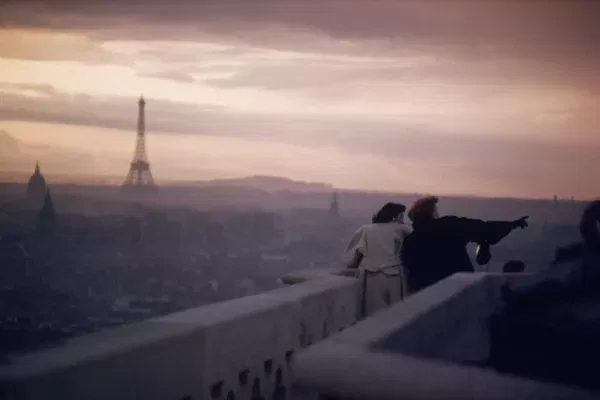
(445, 216), (528, 245)
(485, 217), (528, 244)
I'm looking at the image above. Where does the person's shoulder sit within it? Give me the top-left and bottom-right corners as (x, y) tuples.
(436, 216), (481, 232)
(437, 215), (462, 226)
(439, 216), (479, 225)
(399, 223), (413, 234)
(439, 216), (460, 222)
(355, 223), (373, 234)
(359, 223), (374, 230)
(386, 223), (410, 234)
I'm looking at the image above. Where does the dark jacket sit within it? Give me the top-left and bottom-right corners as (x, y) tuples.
(402, 216), (515, 292)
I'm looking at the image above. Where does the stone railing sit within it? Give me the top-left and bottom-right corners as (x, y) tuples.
(0, 270), (361, 400)
(7, 269), (582, 400)
(293, 272), (598, 399)
(279, 267), (358, 285)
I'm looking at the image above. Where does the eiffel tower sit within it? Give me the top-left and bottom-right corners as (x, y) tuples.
(121, 96), (158, 196)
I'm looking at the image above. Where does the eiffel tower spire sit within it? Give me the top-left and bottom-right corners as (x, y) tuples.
(121, 95), (158, 196)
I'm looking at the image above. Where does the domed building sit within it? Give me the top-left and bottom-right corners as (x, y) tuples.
(26, 162), (46, 207)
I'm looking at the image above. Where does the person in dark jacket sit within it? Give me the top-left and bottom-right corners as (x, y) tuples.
(401, 196), (528, 293)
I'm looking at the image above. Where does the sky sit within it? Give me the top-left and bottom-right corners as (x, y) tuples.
(0, 0), (598, 199)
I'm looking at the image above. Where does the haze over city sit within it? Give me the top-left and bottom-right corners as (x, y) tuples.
(0, 0), (599, 199)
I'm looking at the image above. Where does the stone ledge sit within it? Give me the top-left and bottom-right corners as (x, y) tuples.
(293, 272), (598, 399)
(0, 276), (357, 379)
(0, 275), (361, 400)
(320, 272), (536, 350)
(293, 342), (598, 400)
(326, 272), (489, 347)
(279, 267), (358, 285)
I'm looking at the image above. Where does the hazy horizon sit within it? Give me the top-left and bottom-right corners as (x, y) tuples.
(0, 169), (584, 203)
(1, 1), (598, 199)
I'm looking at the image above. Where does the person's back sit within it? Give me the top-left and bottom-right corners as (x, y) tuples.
(402, 196), (528, 293)
(402, 216), (476, 291)
(343, 202), (411, 316)
(346, 222), (411, 274)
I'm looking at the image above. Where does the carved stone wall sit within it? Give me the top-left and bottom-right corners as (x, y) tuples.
(292, 273), (599, 400)
(0, 275), (360, 400)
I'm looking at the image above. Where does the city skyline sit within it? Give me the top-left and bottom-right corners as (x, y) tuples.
(0, 1), (598, 199)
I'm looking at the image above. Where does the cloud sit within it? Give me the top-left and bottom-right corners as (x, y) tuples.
(198, 55), (562, 93)
(0, 84), (229, 133)
(0, 28), (130, 65)
(0, 82), (60, 97)
(143, 69), (196, 83)
(0, 129), (21, 154)
(2, 1), (599, 74)
(2, 1), (596, 111)
(0, 83), (531, 151)
(0, 128), (96, 175)
(1, 84), (598, 198)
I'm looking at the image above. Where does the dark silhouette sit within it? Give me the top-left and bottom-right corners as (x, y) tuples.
(121, 96), (158, 196)
(36, 189), (57, 235)
(401, 196), (528, 293)
(329, 192), (340, 220)
(548, 201), (600, 265)
(500, 200), (600, 308)
(490, 200), (600, 391)
(26, 162), (46, 207)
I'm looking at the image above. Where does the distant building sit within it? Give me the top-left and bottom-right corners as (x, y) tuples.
(329, 192), (340, 219)
(36, 189), (58, 235)
(26, 162), (47, 207)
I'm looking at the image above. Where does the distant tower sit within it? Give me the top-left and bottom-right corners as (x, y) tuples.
(329, 192), (340, 219)
(26, 162), (46, 207)
(121, 96), (158, 196)
(36, 189), (57, 235)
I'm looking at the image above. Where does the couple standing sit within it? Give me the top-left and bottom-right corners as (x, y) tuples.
(343, 196), (529, 317)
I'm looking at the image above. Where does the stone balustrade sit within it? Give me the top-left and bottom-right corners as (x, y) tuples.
(293, 272), (598, 399)
(278, 268), (358, 285)
(0, 271), (361, 400)
(5, 269), (587, 400)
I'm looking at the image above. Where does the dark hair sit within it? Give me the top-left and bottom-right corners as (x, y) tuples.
(408, 196), (439, 223)
(372, 202), (406, 224)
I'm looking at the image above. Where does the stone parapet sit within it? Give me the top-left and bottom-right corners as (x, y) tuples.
(0, 274), (360, 400)
(293, 272), (597, 399)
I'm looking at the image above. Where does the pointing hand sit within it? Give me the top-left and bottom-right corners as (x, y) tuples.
(513, 216), (529, 229)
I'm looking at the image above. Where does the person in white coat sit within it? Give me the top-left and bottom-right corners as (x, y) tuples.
(343, 202), (412, 317)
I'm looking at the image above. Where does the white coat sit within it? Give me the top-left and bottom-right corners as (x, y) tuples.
(343, 222), (412, 316)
